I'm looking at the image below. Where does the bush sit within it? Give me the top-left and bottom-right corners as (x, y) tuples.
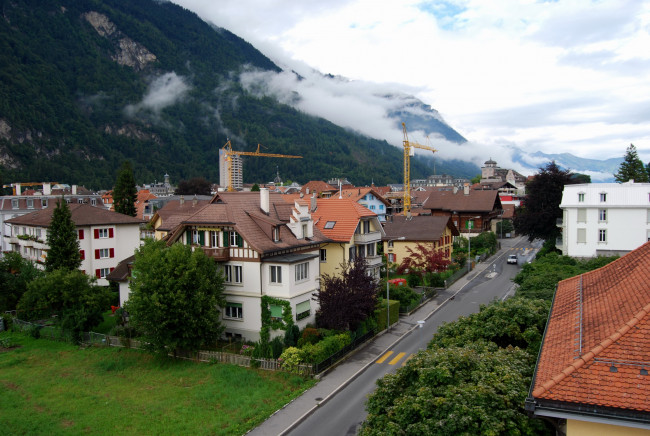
(406, 273), (421, 287)
(284, 324), (300, 348)
(297, 327), (320, 347)
(300, 333), (352, 364)
(389, 285), (421, 310)
(278, 347), (304, 374)
(270, 336), (284, 359)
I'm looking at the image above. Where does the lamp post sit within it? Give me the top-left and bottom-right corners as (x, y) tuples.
(386, 236), (405, 331)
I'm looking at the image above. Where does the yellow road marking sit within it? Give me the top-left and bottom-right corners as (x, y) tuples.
(388, 352), (407, 365)
(376, 351), (393, 364)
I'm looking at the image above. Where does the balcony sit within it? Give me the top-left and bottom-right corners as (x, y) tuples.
(202, 247), (230, 262)
(354, 231), (381, 244)
(363, 255), (383, 268)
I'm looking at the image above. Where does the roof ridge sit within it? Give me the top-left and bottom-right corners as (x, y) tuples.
(533, 300), (650, 398)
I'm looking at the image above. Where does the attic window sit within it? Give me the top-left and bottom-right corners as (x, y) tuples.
(324, 221), (336, 229)
(273, 227), (280, 242)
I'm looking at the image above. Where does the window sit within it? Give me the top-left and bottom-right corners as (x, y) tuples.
(270, 305), (283, 321)
(96, 248), (112, 259)
(577, 228), (586, 243)
(349, 246), (356, 260)
(224, 265), (243, 283)
(78, 199), (83, 204)
(295, 262), (309, 282)
(95, 228), (113, 239)
(357, 244), (366, 258)
(599, 229), (607, 243)
(320, 249), (327, 262)
(192, 230), (201, 245)
(302, 224), (308, 239)
(224, 302), (243, 319)
(379, 205), (384, 210)
(361, 220), (370, 234)
(598, 209), (607, 222)
(91, 198), (96, 206)
(42, 199), (48, 208)
(366, 243), (375, 256)
(27, 199), (34, 209)
(273, 227), (280, 242)
(577, 209), (586, 223)
(229, 231), (242, 247)
(600, 193), (607, 202)
(11, 199), (18, 209)
(387, 253), (396, 263)
(324, 221), (336, 229)
(95, 268), (113, 279)
(210, 231), (218, 247)
(270, 265), (282, 283)
(578, 193), (585, 202)
(369, 205), (376, 210)
(296, 300), (310, 321)
(387, 240), (394, 248)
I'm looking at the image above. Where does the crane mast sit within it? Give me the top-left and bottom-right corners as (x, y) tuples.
(222, 141), (302, 191)
(402, 122), (437, 214)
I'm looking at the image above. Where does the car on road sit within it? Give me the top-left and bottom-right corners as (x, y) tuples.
(507, 254), (518, 265)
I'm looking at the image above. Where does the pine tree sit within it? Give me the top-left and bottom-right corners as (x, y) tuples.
(113, 161), (138, 216)
(45, 198), (81, 272)
(614, 144), (649, 183)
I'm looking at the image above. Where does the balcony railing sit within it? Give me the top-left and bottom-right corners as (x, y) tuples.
(202, 247), (230, 262)
(354, 231), (381, 244)
(364, 255), (382, 267)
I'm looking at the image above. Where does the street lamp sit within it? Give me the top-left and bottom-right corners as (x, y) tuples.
(466, 216), (481, 273)
(386, 236), (405, 331)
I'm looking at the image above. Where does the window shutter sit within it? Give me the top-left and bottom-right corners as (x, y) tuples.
(186, 230), (191, 245)
(78, 229), (84, 240)
(296, 301), (310, 314)
(109, 248), (114, 258)
(94, 229), (99, 239)
(199, 231), (205, 246)
(109, 228), (114, 238)
(237, 234), (243, 247)
(80, 250), (85, 260)
(95, 249), (100, 259)
(270, 305), (283, 318)
(95, 269), (100, 278)
(223, 231), (229, 247)
(110, 267), (114, 273)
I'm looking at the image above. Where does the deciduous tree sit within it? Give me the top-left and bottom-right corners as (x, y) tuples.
(45, 198), (81, 272)
(396, 242), (450, 279)
(315, 256), (379, 330)
(614, 144), (649, 183)
(0, 252), (43, 312)
(514, 161), (576, 242)
(124, 239), (226, 355)
(113, 161), (138, 216)
(175, 177), (212, 196)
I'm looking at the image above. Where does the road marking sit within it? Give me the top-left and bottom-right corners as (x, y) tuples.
(376, 351), (393, 364)
(402, 354), (414, 366)
(388, 352), (407, 365)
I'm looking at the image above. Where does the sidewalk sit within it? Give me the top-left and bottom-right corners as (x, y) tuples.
(247, 260), (493, 436)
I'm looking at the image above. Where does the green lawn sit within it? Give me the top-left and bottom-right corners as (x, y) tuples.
(0, 332), (315, 435)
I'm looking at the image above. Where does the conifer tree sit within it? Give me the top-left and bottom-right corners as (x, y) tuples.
(113, 161), (137, 216)
(45, 198), (81, 272)
(614, 144), (649, 183)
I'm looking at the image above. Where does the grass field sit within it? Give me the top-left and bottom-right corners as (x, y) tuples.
(0, 332), (316, 435)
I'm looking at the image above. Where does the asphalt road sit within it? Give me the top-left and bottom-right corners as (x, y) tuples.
(286, 236), (535, 436)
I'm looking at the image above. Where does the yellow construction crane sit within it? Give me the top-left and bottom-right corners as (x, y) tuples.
(402, 122), (437, 214)
(221, 141), (302, 191)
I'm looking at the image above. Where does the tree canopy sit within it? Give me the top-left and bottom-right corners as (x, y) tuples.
(315, 256), (379, 331)
(614, 144), (649, 183)
(514, 161), (576, 242)
(396, 242), (451, 277)
(175, 177), (212, 196)
(45, 198), (81, 272)
(124, 239), (226, 355)
(18, 269), (112, 342)
(113, 161), (137, 217)
(0, 252), (43, 312)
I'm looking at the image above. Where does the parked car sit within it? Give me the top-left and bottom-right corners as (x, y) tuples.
(507, 254), (518, 265)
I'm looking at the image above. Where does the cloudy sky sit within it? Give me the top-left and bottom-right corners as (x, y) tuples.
(171, 0), (650, 171)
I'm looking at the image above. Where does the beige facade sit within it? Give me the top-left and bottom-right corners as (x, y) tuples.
(567, 419), (650, 436)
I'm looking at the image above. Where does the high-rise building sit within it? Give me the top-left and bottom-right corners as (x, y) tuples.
(219, 149), (243, 190)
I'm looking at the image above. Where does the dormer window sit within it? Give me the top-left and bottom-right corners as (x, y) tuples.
(302, 224), (308, 239)
(600, 192), (607, 202)
(578, 193), (585, 202)
(273, 227), (280, 242)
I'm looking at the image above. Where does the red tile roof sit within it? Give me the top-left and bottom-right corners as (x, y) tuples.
(152, 198), (211, 231)
(6, 202), (145, 227)
(310, 198), (378, 242)
(383, 215), (459, 241)
(300, 180), (337, 196)
(531, 242), (650, 414)
(423, 189), (501, 213)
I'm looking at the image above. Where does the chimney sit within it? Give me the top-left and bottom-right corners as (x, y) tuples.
(43, 182), (51, 196)
(15, 183), (21, 196)
(72, 185), (77, 195)
(192, 194), (198, 207)
(464, 184), (469, 195)
(180, 195), (185, 205)
(306, 187), (310, 195)
(453, 186), (458, 194)
(260, 187), (269, 214)
(311, 192), (317, 212)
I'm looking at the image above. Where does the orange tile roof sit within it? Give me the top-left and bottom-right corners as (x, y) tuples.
(531, 242), (650, 415)
(135, 189), (157, 219)
(300, 180), (337, 196)
(310, 198), (378, 242)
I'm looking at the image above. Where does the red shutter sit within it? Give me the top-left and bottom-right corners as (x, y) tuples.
(109, 228), (114, 238)
(94, 229), (99, 239)
(78, 229), (84, 240)
(80, 250), (85, 260)
(95, 269), (100, 278)
(109, 248), (114, 258)
(95, 249), (100, 259)
(110, 267), (114, 273)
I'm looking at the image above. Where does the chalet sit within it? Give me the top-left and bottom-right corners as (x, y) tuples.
(526, 241), (650, 435)
(382, 215), (459, 265)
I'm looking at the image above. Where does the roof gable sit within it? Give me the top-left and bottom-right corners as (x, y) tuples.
(311, 198), (379, 242)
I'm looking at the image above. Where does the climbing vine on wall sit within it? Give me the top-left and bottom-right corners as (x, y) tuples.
(259, 296), (294, 350)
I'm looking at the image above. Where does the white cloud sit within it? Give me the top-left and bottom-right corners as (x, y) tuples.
(125, 72), (190, 118)
(171, 0), (650, 165)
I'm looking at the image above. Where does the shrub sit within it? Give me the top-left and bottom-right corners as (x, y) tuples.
(389, 285), (421, 310)
(297, 327), (320, 347)
(284, 324), (300, 348)
(279, 347), (305, 374)
(406, 273), (421, 287)
(300, 333), (352, 364)
(270, 336), (284, 359)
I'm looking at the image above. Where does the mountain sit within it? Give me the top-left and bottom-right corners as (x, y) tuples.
(0, 0), (472, 190)
(513, 151), (623, 182)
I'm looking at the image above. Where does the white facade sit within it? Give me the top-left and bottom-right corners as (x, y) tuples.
(559, 182), (650, 258)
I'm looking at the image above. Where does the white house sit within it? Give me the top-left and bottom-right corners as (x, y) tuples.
(5, 202), (144, 285)
(558, 181), (650, 258)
